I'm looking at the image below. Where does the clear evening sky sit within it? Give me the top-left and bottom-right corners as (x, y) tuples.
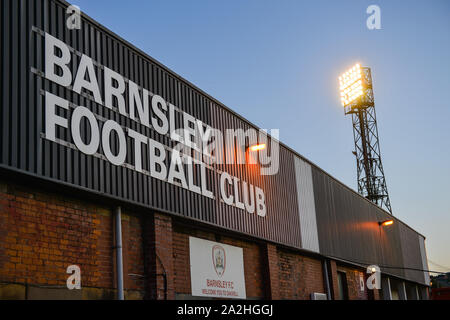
(71, 0), (450, 273)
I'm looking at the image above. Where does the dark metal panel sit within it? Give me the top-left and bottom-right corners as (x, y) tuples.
(19, 0), (27, 170)
(10, 0), (19, 168)
(1, 0), (11, 165)
(399, 223), (427, 284)
(0, 0), (426, 282)
(418, 236), (430, 285)
(310, 166), (431, 284)
(35, 0), (43, 176)
(207, 99), (301, 246)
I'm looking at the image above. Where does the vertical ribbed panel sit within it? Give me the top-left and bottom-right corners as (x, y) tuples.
(294, 156), (319, 253)
(399, 223), (427, 284)
(0, 0), (428, 284)
(419, 236), (430, 285)
(311, 166), (406, 280)
(0, 0), (302, 249)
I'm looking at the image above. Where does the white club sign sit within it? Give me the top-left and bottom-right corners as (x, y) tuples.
(43, 33), (269, 218)
(189, 237), (246, 299)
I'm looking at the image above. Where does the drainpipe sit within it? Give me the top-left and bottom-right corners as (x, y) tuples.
(323, 259), (332, 300)
(114, 206), (124, 300)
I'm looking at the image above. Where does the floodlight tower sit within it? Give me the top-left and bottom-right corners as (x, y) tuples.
(339, 64), (392, 214)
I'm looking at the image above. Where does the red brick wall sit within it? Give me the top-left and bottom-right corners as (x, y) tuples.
(220, 236), (266, 299)
(0, 177), (384, 300)
(277, 248), (325, 299)
(172, 225), (192, 296)
(122, 213), (146, 292)
(265, 243), (280, 299)
(336, 266), (367, 300)
(0, 181), (113, 289)
(0, 179), (147, 299)
(172, 224), (266, 299)
(329, 263), (370, 300)
(172, 224), (218, 296)
(145, 213), (175, 300)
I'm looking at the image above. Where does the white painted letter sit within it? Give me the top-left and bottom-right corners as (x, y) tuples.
(255, 187), (266, 217)
(45, 91), (68, 142)
(186, 157), (201, 195)
(71, 106), (100, 155)
(102, 120), (126, 166)
(220, 172), (234, 206)
(200, 163), (214, 199)
(151, 94), (169, 135)
(243, 181), (255, 214)
(104, 66), (126, 115)
(148, 138), (167, 181)
(128, 128), (147, 173)
(129, 80), (150, 127)
(45, 33), (72, 87)
(233, 177), (245, 210)
(73, 54), (103, 104)
(167, 150), (188, 189)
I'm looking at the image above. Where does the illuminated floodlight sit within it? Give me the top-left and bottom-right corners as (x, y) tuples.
(339, 63), (364, 106)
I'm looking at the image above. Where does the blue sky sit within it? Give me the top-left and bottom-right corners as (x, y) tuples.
(71, 0), (450, 272)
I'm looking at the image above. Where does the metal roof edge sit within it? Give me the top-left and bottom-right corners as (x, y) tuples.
(56, 0), (425, 240)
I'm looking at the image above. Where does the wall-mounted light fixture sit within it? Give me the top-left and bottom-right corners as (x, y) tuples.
(379, 219), (394, 227)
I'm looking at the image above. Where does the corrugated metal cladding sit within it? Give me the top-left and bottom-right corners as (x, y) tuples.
(0, 0), (302, 248)
(398, 224), (428, 284)
(0, 0), (428, 285)
(419, 236), (430, 285)
(294, 157), (319, 253)
(311, 166), (428, 285)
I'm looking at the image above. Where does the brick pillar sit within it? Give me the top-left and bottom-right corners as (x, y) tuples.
(144, 212), (175, 300)
(265, 243), (280, 299)
(328, 260), (339, 300)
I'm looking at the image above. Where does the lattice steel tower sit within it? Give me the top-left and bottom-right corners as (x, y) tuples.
(339, 64), (392, 214)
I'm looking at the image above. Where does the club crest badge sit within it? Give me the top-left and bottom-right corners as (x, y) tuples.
(212, 245), (226, 277)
